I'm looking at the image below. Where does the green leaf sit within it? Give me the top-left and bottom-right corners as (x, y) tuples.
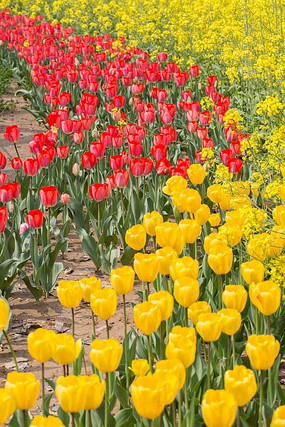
(114, 408), (136, 427)
(121, 246), (136, 266)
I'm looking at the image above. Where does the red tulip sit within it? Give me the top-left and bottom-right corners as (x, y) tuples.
(113, 170), (129, 187)
(0, 183), (20, 203)
(0, 206), (8, 233)
(4, 125), (20, 143)
(0, 152), (7, 170)
(89, 183), (111, 201)
(157, 52), (168, 62)
(150, 144), (167, 161)
(156, 158), (171, 175)
(187, 121), (198, 133)
(11, 157), (23, 170)
(26, 209), (44, 229)
(128, 142), (143, 157)
(40, 186), (59, 207)
(81, 152), (97, 170)
(189, 65), (200, 77)
(24, 159), (40, 176)
(73, 132), (84, 144)
(0, 173), (7, 184)
(182, 90), (192, 102)
(220, 149), (233, 165)
(61, 193), (71, 204)
(199, 111), (211, 125)
(208, 75), (218, 86)
(227, 158), (243, 174)
(110, 155), (124, 171)
(36, 149), (53, 168)
(57, 146), (69, 159)
(90, 141), (105, 159)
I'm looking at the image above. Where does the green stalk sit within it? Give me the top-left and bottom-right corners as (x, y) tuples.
(91, 310), (96, 338)
(227, 335), (231, 370)
(42, 363), (46, 416)
(232, 335), (236, 367)
(123, 295), (129, 393)
(106, 320), (110, 339)
(105, 372), (109, 427)
(258, 370), (263, 426)
(217, 275), (223, 309)
(178, 390), (182, 427)
(71, 308), (75, 337)
(3, 330), (19, 371)
(185, 307), (188, 327)
(148, 334), (153, 373)
(207, 343), (211, 389)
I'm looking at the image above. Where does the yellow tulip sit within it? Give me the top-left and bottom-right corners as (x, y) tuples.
(165, 326), (196, 368)
(129, 359), (150, 377)
(240, 259), (264, 285)
(185, 188), (201, 213)
(0, 297), (9, 331)
(57, 280), (83, 309)
(31, 415), (64, 426)
(155, 358), (186, 390)
(249, 281), (281, 316)
(163, 176), (188, 196)
(0, 388), (16, 425)
(187, 163), (206, 185)
(202, 389), (237, 427)
(155, 221), (183, 248)
(218, 308), (241, 336)
(134, 253), (159, 282)
(246, 335), (280, 370)
(125, 224), (146, 251)
(28, 328), (56, 363)
(224, 365), (257, 407)
(207, 184), (223, 204)
(196, 313), (222, 342)
(90, 287), (117, 320)
(208, 245), (233, 275)
(148, 290), (174, 321)
(110, 266), (135, 295)
(225, 210), (246, 228)
(131, 374), (166, 420)
(5, 372), (40, 410)
(219, 190), (232, 211)
(169, 256), (199, 281)
(222, 285), (247, 312)
(273, 205), (285, 226)
(203, 233), (227, 254)
(152, 370), (179, 405)
(270, 405), (285, 427)
(194, 204), (211, 225)
(134, 301), (161, 335)
(55, 376), (86, 413)
(52, 333), (82, 365)
(279, 184), (285, 202)
(80, 277), (102, 302)
(188, 301), (212, 325)
(171, 190), (188, 213)
(156, 246), (178, 276)
(208, 213), (221, 227)
(219, 225), (242, 247)
(90, 338), (123, 372)
(174, 277), (199, 307)
(247, 233), (269, 261)
(143, 211), (163, 236)
(82, 374), (106, 410)
(179, 219), (201, 243)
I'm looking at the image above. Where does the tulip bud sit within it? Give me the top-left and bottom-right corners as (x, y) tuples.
(170, 256), (199, 281)
(130, 374), (166, 420)
(52, 333), (82, 365)
(134, 301), (161, 335)
(90, 287), (117, 320)
(5, 372), (40, 410)
(60, 193), (70, 204)
(57, 280), (83, 309)
(155, 358), (186, 390)
(174, 277), (199, 307)
(208, 245), (233, 275)
(222, 285), (247, 312)
(0, 297), (9, 331)
(249, 280), (281, 316)
(194, 204), (211, 225)
(202, 389), (237, 427)
(134, 253), (159, 282)
(19, 223), (30, 234)
(143, 211), (163, 236)
(218, 308), (241, 335)
(148, 290), (174, 321)
(271, 406), (285, 426)
(156, 246), (178, 276)
(125, 224), (147, 251)
(196, 313), (222, 342)
(224, 365), (257, 407)
(187, 163), (206, 185)
(165, 326), (196, 368)
(80, 277), (102, 302)
(188, 301), (212, 325)
(90, 338), (123, 372)
(72, 163), (80, 176)
(240, 260), (264, 284)
(0, 389), (16, 426)
(28, 328), (56, 363)
(130, 359), (150, 377)
(179, 219), (201, 243)
(246, 335), (280, 370)
(110, 266), (135, 295)
(208, 213), (221, 227)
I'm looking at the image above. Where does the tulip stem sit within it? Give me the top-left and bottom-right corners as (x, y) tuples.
(106, 320), (110, 339)
(237, 407), (241, 427)
(14, 143), (20, 158)
(185, 307), (188, 327)
(172, 400), (177, 427)
(105, 372), (109, 427)
(217, 275), (223, 309)
(178, 390), (182, 426)
(123, 295), (129, 393)
(71, 413), (75, 427)
(41, 363), (46, 416)
(207, 343), (211, 389)
(232, 335), (236, 367)
(267, 315), (271, 335)
(71, 308), (75, 337)
(259, 370), (264, 426)
(148, 420), (152, 427)
(47, 207), (51, 245)
(184, 380), (189, 419)
(91, 311), (96, 338)
(148, 334), (153, 373)
(3, 330), (19, 371)
(87, 409), (92, 427)
(160, 322), (164, 359)
(227, 335), (231, 370)
(21, 410), (27, 427)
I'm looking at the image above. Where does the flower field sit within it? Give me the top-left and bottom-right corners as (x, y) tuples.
(0, 3), (284, 427)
